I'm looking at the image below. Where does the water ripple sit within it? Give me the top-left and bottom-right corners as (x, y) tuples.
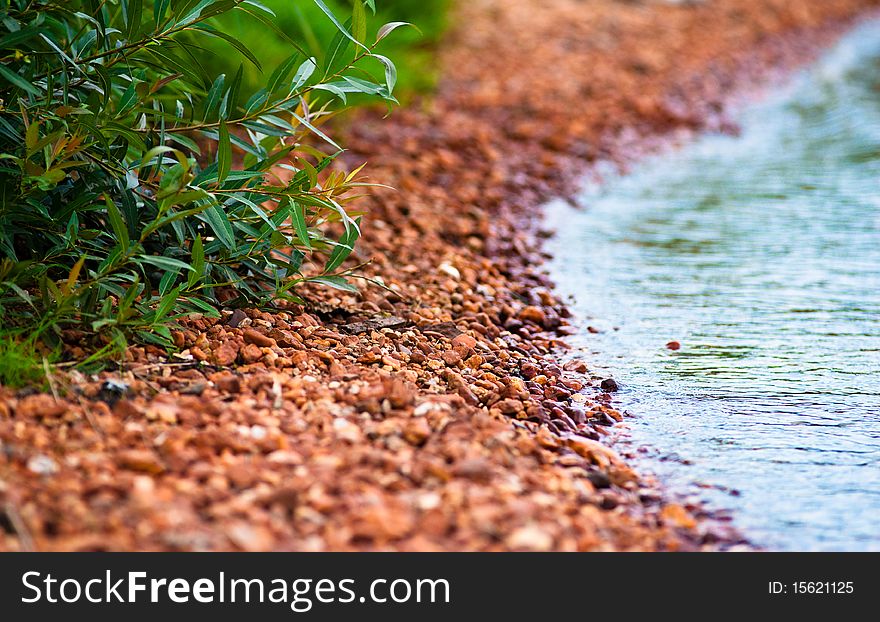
(545, 20), (880, 550)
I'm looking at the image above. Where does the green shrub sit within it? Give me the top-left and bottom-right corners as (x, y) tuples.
(0, 0), (408, 352)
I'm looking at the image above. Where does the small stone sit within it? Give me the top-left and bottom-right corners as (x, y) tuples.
(495, 398), (523, 415)
(333, 417), (362, 443)
(438, 262), (460, 280)
(586, 469), (612, 489)
(180, 381), (207, 396)
(97, 379), (129, 405)
(464, 354), (483, 368)
(518, 306), (547, 326)
(211, 372), (241, 393)
(227, 522), (274, 552)
(453, 457), (493, 483)
(381, 355), (402, 370)
(520, 361), (539, 379)
(241, 343), (263, 363)
(403, 418), (431, 446)
(451, 333), (477, 350)
(600, 378), (619, 392)
(353, 505), (415, 541)
(442, 350), (462, 366)
(225, 309), (248, 328)
(565, 435), (623, 470)
(563, 359), (588, 373)
(212, 341), (239, 366)
(243, 329), (276, 348)
(506, 525), (554, 551)
(444, 370), (479, 405)
(413, 400), (450, 417)
(27, 454), (58, 476)
(117, 449), (165, 474)
(263, 487), (299, 511)
(502, 377), (529, 400)
(145, 399), (178, 424)
(15, 394), (67, 419)
(660, 504), (698, 530)
(536, 426), (560, 449)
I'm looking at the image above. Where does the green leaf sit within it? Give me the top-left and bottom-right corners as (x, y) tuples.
(193, 26), (263, 71)
(352, 0), (367, 44)
(324, 217), (361, 272)
(159, 268), (180, 296)
(291, 110), (341, 151)
(203, 203), (235, 249)
(217, 120), (231, 184)
(180, 296), (219, 316)
(267, 53), (300, 93)
(136, 255), (195, 273)
(290, 57), (317, 92)
(0, 25), (41, 50)
(125, 0), (143, 40)
(308, 275), (358, 293)
(0, 65), (41, 96)
(376, 21), (417, 43)
(154, 286), (181, 323)
(224, 64), (243, 118)
(372, 54), (398, 94)
(104, 196), (130, 251)
(154, 0), (172, 28)
(313, 0), (369, 52)
(203, 73), (226, 120)
(290, 200), (312, 249)
(188, 235), (205, 287)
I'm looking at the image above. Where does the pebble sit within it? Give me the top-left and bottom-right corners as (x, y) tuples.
(243, 329), (275, 348)
(117, 450), (165, 474)
(27, 454), (58, 476)
(212, 341), (239, 366)
(506, 525), (554, 551)
(600, 378), (619, 392)
(518, 306), (547, 327)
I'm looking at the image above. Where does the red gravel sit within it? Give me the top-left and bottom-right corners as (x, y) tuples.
(1, 0), (876, 551)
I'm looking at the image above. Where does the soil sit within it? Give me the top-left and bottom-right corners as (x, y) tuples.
(1, 0), (877, 551)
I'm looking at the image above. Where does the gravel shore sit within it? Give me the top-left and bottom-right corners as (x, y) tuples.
(1, 0), (876, 551)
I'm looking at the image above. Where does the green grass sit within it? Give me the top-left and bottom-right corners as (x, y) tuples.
(0, 334), (50, 390)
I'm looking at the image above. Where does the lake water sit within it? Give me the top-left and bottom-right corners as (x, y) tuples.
(545, 20), (880, 550)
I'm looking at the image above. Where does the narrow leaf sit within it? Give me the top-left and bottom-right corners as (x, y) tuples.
(313, 0), (369, 52)
(217, 120), (231, 184)
(352, 0), (367, 44)
(290, 201), (312, 249)
(105, 195), (130, 250)
(0, 65), (40, 95)
(204, 203), (235, 249)
(376, 21), (417, 43)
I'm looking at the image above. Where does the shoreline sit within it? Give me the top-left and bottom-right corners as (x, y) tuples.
(1, 0), (877, 551)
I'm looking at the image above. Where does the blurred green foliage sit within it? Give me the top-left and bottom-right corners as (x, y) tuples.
(210, 0), (450, 102)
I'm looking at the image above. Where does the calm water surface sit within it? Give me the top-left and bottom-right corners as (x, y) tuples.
(545, 21), (880, 550)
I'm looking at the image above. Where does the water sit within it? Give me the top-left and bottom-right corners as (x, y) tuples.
(545, 21), (880, 551)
